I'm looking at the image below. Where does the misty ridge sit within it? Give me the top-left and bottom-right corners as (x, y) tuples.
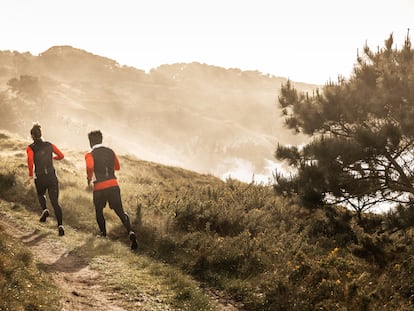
(0, 46), (316, 181)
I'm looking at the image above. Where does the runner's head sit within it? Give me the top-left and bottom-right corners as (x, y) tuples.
(88, 130), (103, 148)
(30, 123), (42, 141)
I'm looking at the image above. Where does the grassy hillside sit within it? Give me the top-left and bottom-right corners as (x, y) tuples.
(1, 132), (414, 310)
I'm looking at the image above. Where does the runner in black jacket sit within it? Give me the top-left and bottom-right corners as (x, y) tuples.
(85, 130), (138, 250)
(26, 124), (65, 236)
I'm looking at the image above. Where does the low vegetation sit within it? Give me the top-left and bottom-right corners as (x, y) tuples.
(0, 224), (61, 311)
(1, 132), (414, 310)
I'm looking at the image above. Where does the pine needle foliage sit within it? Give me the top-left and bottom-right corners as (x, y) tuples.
(275, 33), (414, 217)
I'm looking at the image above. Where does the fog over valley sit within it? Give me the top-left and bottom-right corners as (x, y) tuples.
(0, 46), (316, 182)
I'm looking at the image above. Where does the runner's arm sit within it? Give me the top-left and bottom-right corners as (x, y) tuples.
(114, 152), (120, 171)
(52, 144), (64, 160)
(26, 146), (34, 177)
(85, 152), (95, 183)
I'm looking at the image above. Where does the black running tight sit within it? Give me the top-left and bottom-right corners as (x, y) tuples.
(35, 175), (63, 226)
(93, 186), (132, 235)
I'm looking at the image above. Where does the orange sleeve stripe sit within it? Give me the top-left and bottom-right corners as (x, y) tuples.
(114, 153), (120, 170)
(85, 152), (95, 180)
(26, 146), (34, 177)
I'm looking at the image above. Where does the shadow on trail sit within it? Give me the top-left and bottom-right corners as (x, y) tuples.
(45, 251), (88, 273)
(20, 230), (50, 247)
(37, 235), (115, 274)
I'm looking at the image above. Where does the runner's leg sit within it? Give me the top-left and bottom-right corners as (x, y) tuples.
(108, 187), (137, 249)
(93, 189), (107, 236)
(47, 177), (63, 226)
(108, 187), (132, 233)
(34, 178), (48, 210)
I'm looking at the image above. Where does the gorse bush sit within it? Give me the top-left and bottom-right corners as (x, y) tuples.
(172, 180), (280, 236)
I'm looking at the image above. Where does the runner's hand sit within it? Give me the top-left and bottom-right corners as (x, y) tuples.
(86, 179), (93, 191)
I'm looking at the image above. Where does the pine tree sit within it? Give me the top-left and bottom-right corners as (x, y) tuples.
(275, 32), (414, 216)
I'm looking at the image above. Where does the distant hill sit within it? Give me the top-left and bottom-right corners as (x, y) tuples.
(0, 46), (318, 180)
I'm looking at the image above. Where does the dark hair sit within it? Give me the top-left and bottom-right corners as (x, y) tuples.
(30, 123), (42, 140)
(88, 130), (103, 146)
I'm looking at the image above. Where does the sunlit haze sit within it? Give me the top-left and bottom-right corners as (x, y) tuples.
(1, 0), (414, 184)
(1, 0), (413, 85)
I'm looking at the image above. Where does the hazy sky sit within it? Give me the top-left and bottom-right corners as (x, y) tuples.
(1, 0), (413, 84)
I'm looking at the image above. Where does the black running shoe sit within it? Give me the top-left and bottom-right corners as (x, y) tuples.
(58, 225), (65, 236)
(129, 231), (138, 250)
(39, 209), (49, 222)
